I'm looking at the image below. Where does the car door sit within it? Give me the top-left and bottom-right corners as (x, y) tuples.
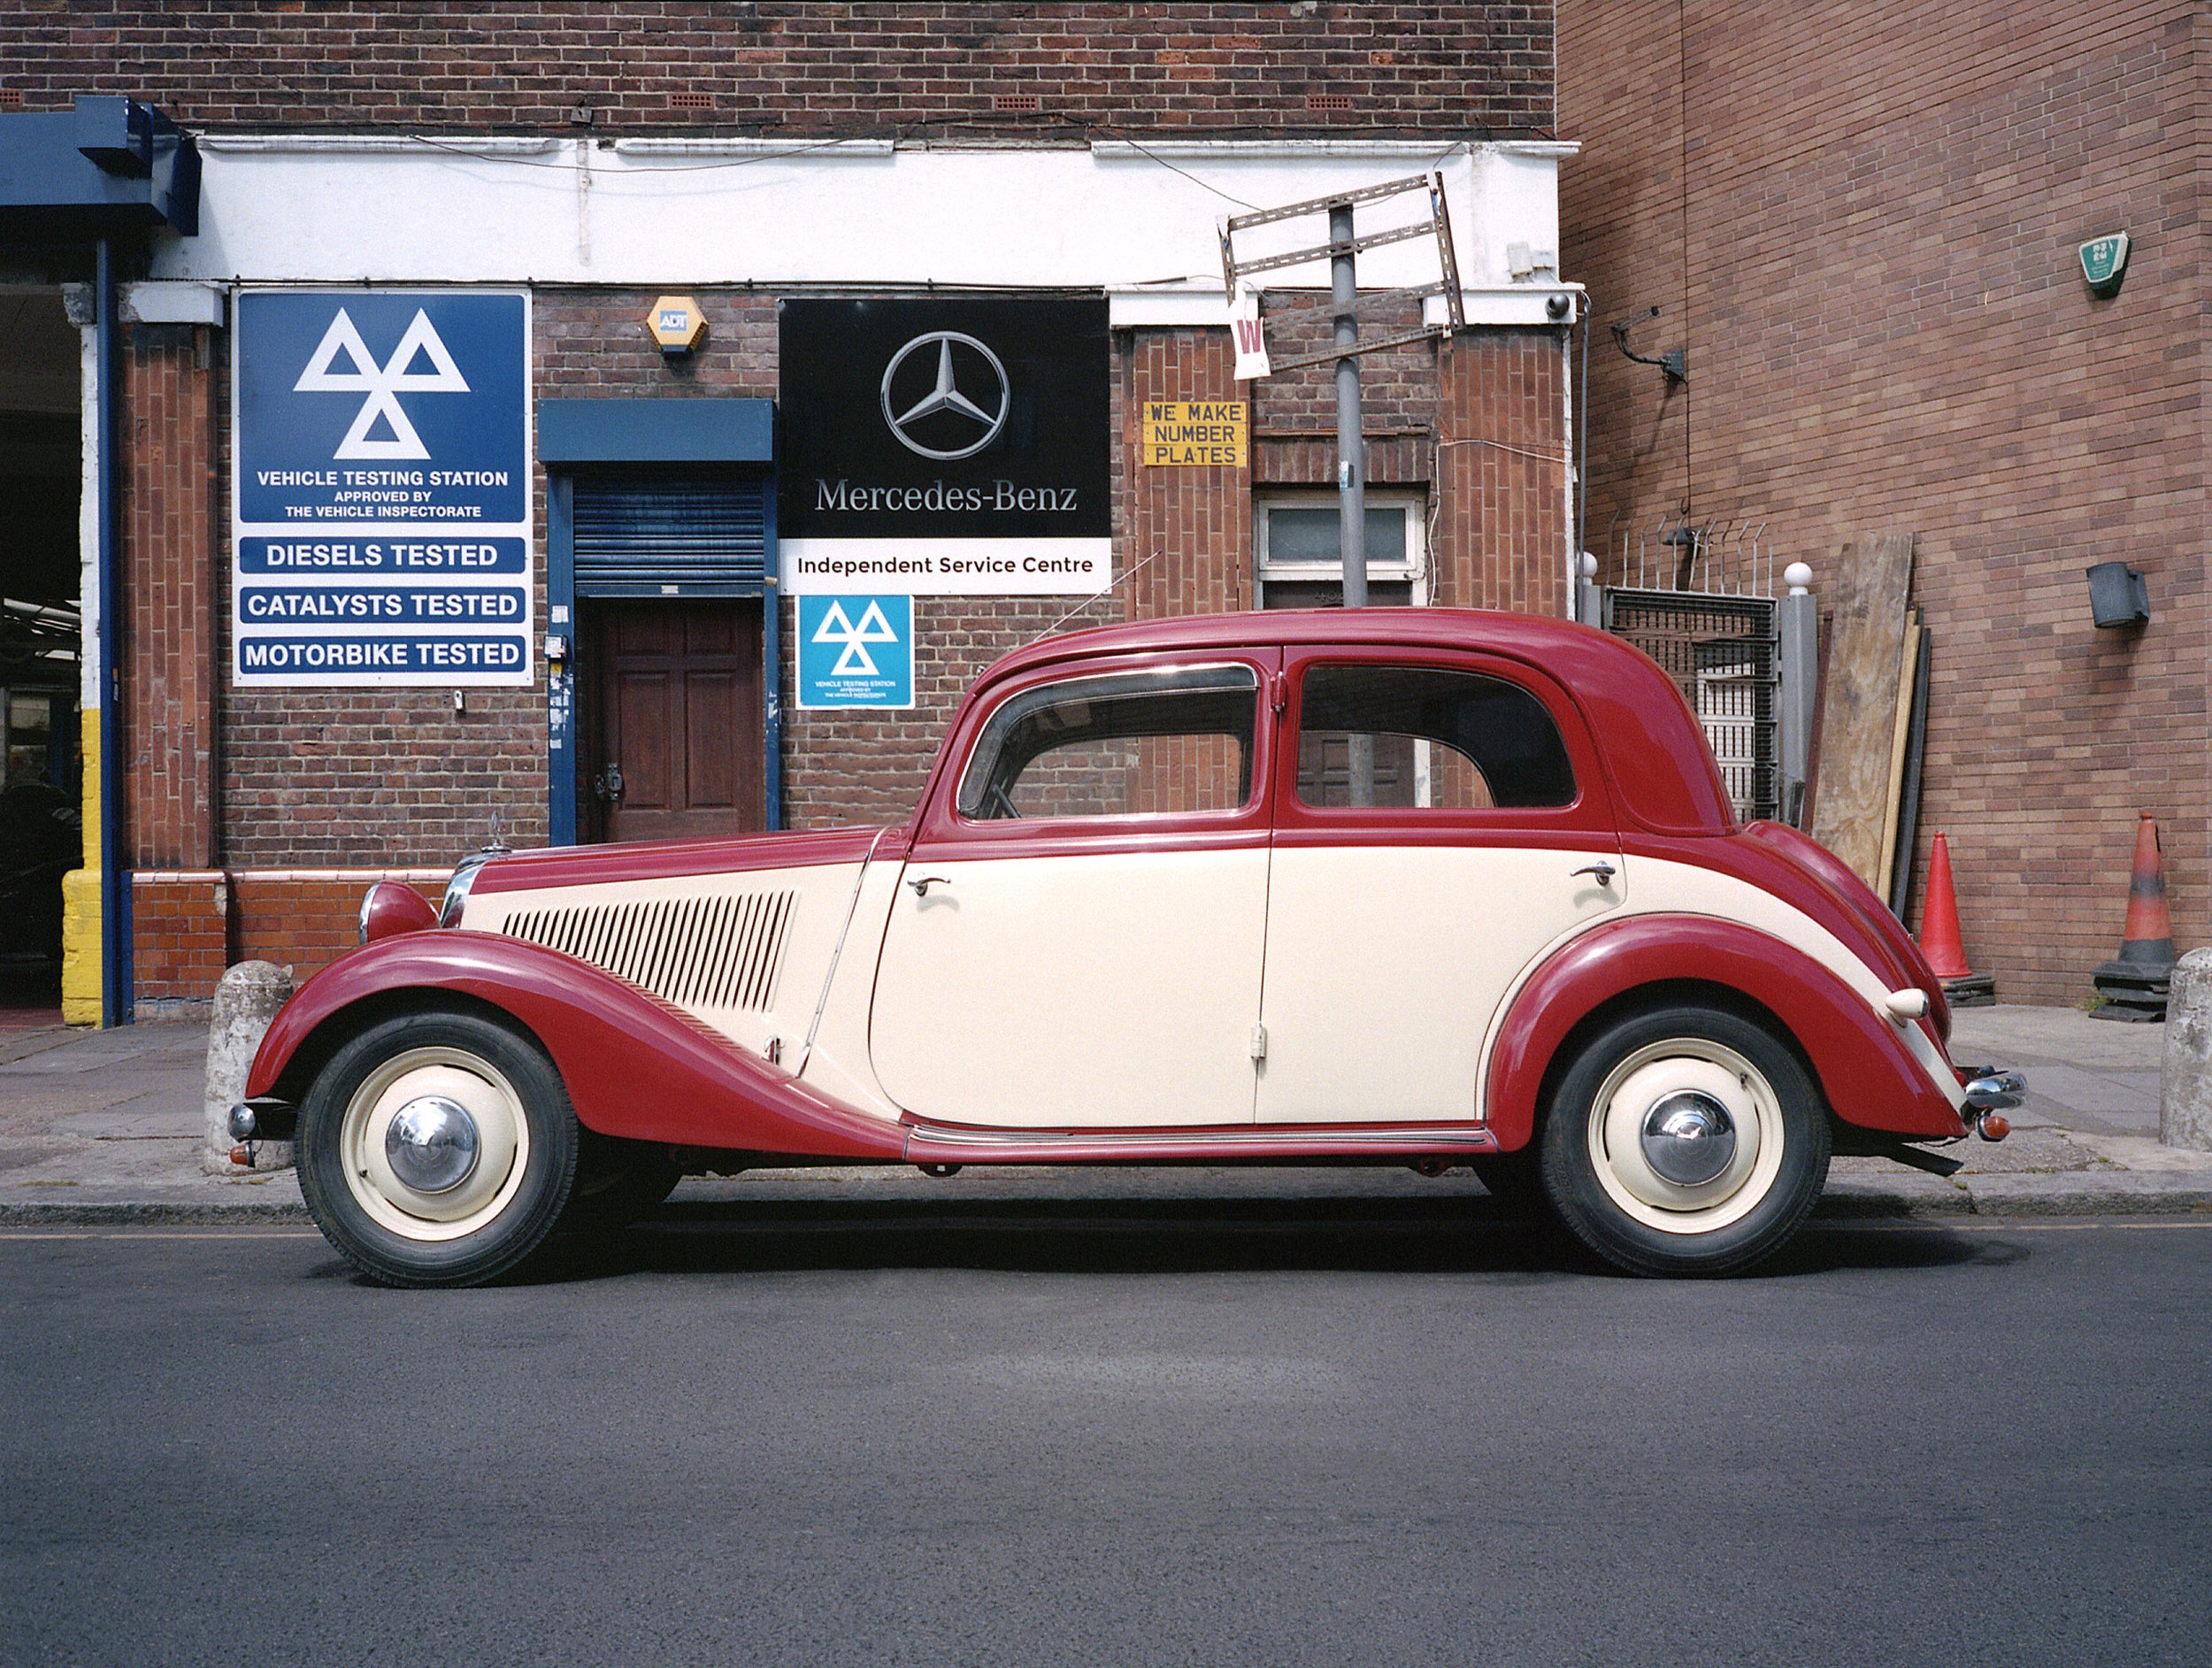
(1255, 647), (1624, 1125)
(869, 653), (1278, 1128)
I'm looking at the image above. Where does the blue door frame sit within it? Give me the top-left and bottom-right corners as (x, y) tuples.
(538, 399), (779, 845)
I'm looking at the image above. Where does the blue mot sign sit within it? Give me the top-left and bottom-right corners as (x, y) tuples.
(232, 289), (533, 686)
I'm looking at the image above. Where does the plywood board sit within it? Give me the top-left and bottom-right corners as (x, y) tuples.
(1809, 533), (1915, 888)
(1876, 612), (1923, 895)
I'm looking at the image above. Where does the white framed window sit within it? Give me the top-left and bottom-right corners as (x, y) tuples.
(1254, 490), (1428, 610)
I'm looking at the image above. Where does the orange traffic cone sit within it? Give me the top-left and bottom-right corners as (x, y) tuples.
(1917, 833), (1993, 1006)
(2092, 811), (2176, 1021)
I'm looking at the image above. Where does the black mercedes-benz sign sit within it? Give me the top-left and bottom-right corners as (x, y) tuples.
(779, 297), (1109, 542)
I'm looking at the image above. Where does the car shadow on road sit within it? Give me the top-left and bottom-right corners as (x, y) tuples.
(472, 1196), (2006, 1285)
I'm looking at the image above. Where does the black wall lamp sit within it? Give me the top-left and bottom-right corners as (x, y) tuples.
(2086, 561), (2150, 629)
(1611, 305), (1685, 383)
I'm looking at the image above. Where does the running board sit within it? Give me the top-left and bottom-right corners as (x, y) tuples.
(902, 1120), (1501, 1167)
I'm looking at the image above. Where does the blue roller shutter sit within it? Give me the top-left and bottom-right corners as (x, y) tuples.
(572, 470), (768, 597)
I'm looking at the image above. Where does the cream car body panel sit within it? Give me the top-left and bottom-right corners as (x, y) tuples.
(795, 859), (909, 1121)
(1472, 854), (1967, 1117)
(1256, 844), (1624, 1123)
(868, 848), (1271, 1127)
(463, 863), (864, 1066)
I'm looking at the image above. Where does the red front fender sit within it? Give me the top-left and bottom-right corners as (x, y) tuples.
(1483, 914), (1966, 1152)
(245, 931), (905, 1161)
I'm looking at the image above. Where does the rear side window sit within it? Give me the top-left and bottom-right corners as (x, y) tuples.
(1295, 664), (1576, 810)
(958, 664), (1259, 820)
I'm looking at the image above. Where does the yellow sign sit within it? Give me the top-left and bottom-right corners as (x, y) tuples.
(1141, 400), (1248, 467)
(647, 294), (708, 355)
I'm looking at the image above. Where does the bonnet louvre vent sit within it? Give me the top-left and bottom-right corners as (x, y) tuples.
(503, 890), (797, 1013)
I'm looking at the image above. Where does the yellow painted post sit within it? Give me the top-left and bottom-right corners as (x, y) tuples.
(59, 707), (102, 1025)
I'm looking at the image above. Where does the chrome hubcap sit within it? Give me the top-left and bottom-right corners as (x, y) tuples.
(1638, 1089), (1738, 1187)
(1586, 1039), (1784, 1235)
(384, 1095), (481, 1194)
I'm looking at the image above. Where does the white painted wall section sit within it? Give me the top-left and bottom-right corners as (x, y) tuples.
(153, 138), (1576, 325)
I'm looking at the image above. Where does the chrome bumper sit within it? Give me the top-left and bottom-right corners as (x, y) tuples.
(1962, 1070), (2024, 1111)
(1957, 1066), (2024, 1140)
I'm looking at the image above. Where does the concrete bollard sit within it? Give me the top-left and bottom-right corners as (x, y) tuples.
(204, 961), (296, 1174)
(2158, 948), (2212, 1151)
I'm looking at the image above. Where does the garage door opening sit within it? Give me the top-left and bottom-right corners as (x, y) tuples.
(0, 286), (83, 1023)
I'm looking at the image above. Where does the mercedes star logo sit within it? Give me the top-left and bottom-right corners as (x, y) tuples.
(880, 331), (1010, 461)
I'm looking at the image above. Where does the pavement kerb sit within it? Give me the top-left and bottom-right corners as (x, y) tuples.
(8, 1166), (2212, 1229)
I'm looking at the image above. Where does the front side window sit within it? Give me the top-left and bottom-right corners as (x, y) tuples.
(1295, 664), (1576, 811)
(957, 664), (1259, 821)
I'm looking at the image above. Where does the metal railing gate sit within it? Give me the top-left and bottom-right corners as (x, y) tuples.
(1601, 587), (1780, 823)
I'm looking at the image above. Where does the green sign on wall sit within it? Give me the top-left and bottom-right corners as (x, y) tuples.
(2078, 232), (2130, 297)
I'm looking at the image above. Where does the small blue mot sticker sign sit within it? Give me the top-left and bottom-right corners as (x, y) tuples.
(231, 288), (533, 686)
(797, 595), (915, 708)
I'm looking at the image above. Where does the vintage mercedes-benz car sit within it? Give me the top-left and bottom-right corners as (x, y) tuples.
(235, 608), (2019, 1286)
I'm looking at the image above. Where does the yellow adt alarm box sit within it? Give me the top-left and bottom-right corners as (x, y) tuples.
(648, 295), (708, 357)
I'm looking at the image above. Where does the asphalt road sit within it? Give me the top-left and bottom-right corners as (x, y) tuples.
(4, 1191), (2208, 1667)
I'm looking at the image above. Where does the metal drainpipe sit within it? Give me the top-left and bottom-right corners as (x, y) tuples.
(1576, 299), (1589, 575)
(95, 237), (127, 1026)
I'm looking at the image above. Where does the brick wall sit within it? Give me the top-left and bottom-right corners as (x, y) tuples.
(3, 2), (1555, 138)
(1129, 327), (1252, 622)
(132, 870), (444, 1011)
(120, 325), (219, 871)
(130, 873), (227, 1009)
(1432, 329), (1570, 612)
(1559, 1), (2208, 1003)
(231, 872), (442, 974)
(141, 290), (1573, 994)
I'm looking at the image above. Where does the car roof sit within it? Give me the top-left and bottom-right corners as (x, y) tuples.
(990, 605), (1596, 671)
(976, 607), (1737, 836)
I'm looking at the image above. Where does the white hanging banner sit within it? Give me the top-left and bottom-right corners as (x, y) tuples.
(1230, 286), (1271, 381)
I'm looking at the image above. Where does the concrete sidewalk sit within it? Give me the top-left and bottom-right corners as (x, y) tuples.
(1, 1005), (2208, 1225)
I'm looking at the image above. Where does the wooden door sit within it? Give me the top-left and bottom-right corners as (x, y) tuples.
(586, 600), (764, 842)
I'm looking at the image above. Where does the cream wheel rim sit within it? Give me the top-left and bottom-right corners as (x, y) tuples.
(340, 1046), (531, 1241)
(1585, 1038), (1785, 1235)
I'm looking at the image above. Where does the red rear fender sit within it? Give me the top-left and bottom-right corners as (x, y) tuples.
(1484, 914), (1966, 1151)
(245, 932), (904, 1161)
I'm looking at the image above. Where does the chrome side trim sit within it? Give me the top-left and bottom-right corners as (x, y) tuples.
(904, 1119), (1497, 1149)
(795, 826), (899, 1079)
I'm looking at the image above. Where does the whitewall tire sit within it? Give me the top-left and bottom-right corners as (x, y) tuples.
(297, 1010), (579, 1288)
(1539, 1004), (1830, 1276)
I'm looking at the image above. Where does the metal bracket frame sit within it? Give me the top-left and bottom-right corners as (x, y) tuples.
(1217, 171), (1465, 367)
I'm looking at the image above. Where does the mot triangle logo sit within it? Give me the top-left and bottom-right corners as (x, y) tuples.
(810, 599), (900, 676)
(294, 307), (470, 461)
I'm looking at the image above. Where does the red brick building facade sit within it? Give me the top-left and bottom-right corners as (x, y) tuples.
(1559, 1), (2208, 1003)
(2, 4), (1579, 1017)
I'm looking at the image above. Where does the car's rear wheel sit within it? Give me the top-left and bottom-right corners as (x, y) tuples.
(1539, 1003), (1829, 1276)
(296, 1010), (578, 1288)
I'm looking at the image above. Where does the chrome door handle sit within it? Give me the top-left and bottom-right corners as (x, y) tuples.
(1571, 862), (1617, 886)
(907, 875), (951, 897)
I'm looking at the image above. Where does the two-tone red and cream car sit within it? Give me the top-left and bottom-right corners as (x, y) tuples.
(235, 608), (2019, 1286)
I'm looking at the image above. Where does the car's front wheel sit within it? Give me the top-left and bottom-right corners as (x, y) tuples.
(296, 1009), (579, 1288)
(1539, 1004), (1830, 1276)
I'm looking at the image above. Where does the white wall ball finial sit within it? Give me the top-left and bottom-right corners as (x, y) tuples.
(1785, 562), (1813, 596)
